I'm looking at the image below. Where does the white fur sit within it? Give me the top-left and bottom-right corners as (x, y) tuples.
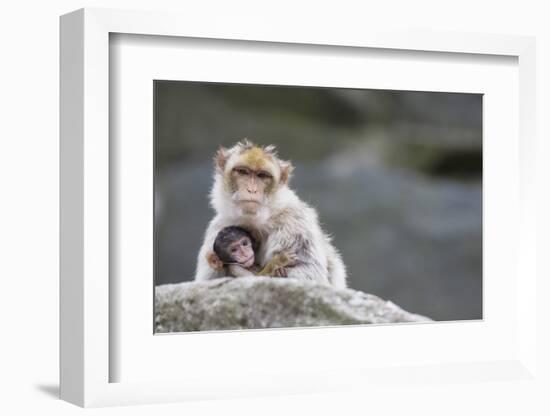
(195, 144), (347, 288)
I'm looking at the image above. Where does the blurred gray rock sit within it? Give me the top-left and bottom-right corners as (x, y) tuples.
(155, 277), (431, 332)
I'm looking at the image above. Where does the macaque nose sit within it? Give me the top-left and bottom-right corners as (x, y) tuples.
(247, 184), (258, 194)
(237, 247), (248, 260)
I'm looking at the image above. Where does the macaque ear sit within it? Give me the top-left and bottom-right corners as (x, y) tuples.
(206, 251), (224, 271)
(214, 147), (229, 173)
(279, 160), (294, 185)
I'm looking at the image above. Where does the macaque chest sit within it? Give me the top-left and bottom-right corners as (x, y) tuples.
(255, 232), (277, 267)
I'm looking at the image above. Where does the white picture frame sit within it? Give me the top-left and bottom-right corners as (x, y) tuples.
(60, 7), (537, 408)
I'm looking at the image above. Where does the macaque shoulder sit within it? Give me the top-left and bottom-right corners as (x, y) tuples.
(270, 200), (319, 233)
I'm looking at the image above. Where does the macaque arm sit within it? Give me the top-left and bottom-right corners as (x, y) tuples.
(195, 217), (226, 281)
(227, 264), (255, 277)
(257, 262), (277, 276)
(262, 208), (333, 284)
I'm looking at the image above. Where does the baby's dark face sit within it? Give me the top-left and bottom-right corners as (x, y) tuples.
(228, 236), (255, 268)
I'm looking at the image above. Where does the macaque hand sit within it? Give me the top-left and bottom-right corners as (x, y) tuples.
(274, 251), (298, 268)
(206, 251), (224, 271)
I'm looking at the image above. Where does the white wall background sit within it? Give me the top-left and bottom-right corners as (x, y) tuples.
(1, 1), (548, 414)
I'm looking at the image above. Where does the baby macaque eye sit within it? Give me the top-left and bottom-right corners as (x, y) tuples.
(231, 247), (238, 253)
(242, 240), (249, 246)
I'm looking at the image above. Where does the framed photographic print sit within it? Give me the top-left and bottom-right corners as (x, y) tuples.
(60, 8), (537, 407)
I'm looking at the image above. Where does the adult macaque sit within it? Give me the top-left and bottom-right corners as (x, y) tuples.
(195, 139), (347, 288)
(207, 226), (297, 277)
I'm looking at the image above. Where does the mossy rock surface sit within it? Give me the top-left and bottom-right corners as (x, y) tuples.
(155, 277), (431, 332)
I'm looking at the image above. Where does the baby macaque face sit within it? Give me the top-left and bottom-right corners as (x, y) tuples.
(228, 236), (255, 268)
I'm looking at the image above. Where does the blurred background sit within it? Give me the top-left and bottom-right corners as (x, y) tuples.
(154, 80), (482, 321)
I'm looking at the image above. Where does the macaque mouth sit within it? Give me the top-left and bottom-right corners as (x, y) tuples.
(238, 199), (262, 205)
(231, 193), (263, 204)
(242, 256), (254, 267)
(226, 255), (254, 267)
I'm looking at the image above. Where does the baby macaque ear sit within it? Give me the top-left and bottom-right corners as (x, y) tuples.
(214, 147), (229, 173)
(279, 160), (294, 185)
(206, 251), (224, 271)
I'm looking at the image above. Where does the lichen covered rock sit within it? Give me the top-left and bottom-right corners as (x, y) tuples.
(155, 277), (431, 332)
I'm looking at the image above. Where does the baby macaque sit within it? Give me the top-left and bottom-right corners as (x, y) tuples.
(206, 226), (296, 278)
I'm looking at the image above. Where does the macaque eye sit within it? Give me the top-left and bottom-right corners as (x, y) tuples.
(242, 240), (249, 247)
(257, 172), (272, 179)
(231, 247), (238, 253)
(235, 168), (249, 176)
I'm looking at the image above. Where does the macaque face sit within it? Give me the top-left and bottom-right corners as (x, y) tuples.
(230, 165), (275, 214)
(227, 236), (255, 268)
(215, 141), (294, 216)
(228, 148), (278, 214)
